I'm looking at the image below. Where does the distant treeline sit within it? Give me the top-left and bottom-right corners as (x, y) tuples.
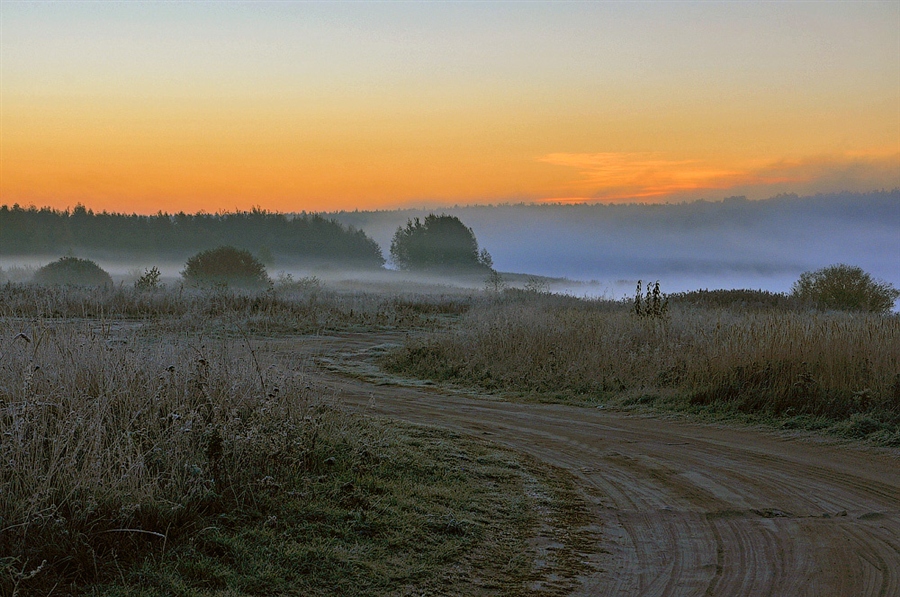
(0, 205), (385, 267)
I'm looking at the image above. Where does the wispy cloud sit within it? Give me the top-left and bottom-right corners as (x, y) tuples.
(537, 150), (900, 203)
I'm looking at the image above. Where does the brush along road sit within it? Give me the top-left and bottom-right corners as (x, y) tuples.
(286, 332), (900, 597)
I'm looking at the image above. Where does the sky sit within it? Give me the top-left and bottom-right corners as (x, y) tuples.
(2, 1), (898, 214)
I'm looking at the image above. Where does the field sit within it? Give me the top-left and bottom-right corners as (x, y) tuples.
(0, 282), (586, 596)
(384, 289), (900, 444)
(2, 279), (899, 595)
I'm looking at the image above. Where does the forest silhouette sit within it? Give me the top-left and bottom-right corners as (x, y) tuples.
(0, 206), (385, 268)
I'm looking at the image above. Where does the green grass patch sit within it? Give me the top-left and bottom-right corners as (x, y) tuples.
(78, 424), (584, 597)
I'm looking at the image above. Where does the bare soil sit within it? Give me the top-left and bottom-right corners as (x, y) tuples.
(273, 332), (900, 597)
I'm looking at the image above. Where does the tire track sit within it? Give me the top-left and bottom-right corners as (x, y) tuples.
(270, 333), (900, 596)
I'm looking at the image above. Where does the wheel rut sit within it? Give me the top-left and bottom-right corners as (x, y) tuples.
(276, 332), (900, 596)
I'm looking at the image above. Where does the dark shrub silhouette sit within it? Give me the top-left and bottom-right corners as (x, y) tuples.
(632, 280), (669, 319)
(134, 266), (163, 291)
(182, 246), (269, 289)
(668, 288), (800, 311)
(33, 257), (113, 287)
(390, 214), (493, 272)
(791, 264), (899, 314)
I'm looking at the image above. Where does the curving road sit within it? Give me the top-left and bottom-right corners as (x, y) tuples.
(277, 333), (900, 596)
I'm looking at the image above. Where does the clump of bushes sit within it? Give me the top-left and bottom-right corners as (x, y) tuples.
(32, 256), (112, 287)
(792, 264), (899, 314)
(390, 214), (494, 272)
(182, 246), (270, 289)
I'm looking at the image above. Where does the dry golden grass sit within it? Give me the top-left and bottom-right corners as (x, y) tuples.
(385, 294), (900, 441)
(0, 285), (580, 596)
(0, 317), (324, 590)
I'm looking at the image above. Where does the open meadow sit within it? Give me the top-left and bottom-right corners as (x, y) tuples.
(4, 2), (899, 594)
(2, 278), (899, 596)
(0, 281), (585, 596)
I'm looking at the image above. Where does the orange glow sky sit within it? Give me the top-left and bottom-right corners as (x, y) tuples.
(2, 2), (898, 214)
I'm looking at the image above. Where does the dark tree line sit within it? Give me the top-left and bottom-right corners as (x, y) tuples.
(0, 205), (385, 267)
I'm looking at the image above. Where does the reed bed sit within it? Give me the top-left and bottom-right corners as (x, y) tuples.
(385, 296), (900, 441)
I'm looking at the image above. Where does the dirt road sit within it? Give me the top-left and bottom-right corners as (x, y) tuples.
(282, 333), (900, 596)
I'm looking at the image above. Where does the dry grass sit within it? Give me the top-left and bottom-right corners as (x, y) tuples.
(384, 293), (900, 442)
(0, 283), (471, 335)
(0, 317), (324, 592)
(0, 285), (584, 596)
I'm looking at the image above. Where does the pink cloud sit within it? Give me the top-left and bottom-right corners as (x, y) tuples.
(537, 150), (899, 203)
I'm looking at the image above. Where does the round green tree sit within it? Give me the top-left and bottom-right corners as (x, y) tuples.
(182, 246), (270, 289)
(33, 257), (113, 287)
(791, 264), (899, 314)
(390, 214), (493, 272)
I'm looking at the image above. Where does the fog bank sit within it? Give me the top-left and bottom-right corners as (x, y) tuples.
(330, 191), (899, 297)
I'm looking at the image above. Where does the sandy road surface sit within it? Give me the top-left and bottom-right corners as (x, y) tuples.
(274, 332), (900, 597)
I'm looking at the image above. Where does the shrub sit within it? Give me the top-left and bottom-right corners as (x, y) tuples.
(484, 270), (507, 294)
(792, 264), (899, 314)
(134, 266), (162, 290)
(32, 257), (113, 287)
(523, 276), (550, 295)
(182, 246), (270, 289)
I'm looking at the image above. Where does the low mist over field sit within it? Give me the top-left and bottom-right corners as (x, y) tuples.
(1, 191), (897, 300)
(332, 191), (900, 296)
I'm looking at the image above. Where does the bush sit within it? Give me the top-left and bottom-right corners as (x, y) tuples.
(390, 214), (493, 272)
(182, 246), (269, 289)
(32, 257), (113, 287)
(134, 266), (162, 291)
(792, 264), (899, 314)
